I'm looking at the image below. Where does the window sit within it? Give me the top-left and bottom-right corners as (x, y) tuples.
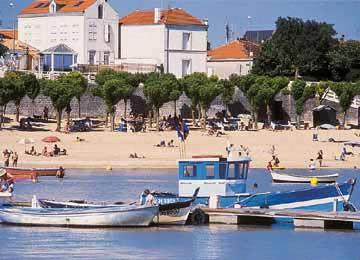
(104, 24), (111, 43)
(183, 165), (197, 177)
(104, 52), (110, 65)
(88, 23), (97, 41)
(50, 2), (56, 13)
(98, 5), (103, 19)
(89, 51), (96, 65)
(206, 165), (215, 179)
(182, 32), (191, 50)
(227, 163), (239, 179)
(182, 59), (191, 77)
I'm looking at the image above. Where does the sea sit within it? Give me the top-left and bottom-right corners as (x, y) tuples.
(1, 168), (359, 260)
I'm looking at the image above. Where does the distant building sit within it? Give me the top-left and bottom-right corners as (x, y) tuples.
(18, 0), (119, 71)
(243, 30), (273, 44)
(207, 39), (259, 79)
(0, 29), (18, 40)
(118, 8), (208, 78)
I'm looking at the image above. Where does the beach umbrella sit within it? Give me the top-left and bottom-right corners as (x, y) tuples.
(42, 136), (61, 143)
(18, 138), (35, 152)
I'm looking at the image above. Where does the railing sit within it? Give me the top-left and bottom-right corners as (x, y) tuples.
(77, 63), (158, 74)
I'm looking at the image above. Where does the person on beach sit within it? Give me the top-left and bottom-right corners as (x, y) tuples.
(309, 159), (316, 170)
(11, 152), (18, 167)
(56, 166), (65, 178)
(266, 161), (273, 171)
(142, 189), (156, 206)
(272, 155), (280, 167)
(43, 106), (49, 121)
(317, 150), (323, 167)
(3, 149), (10, 167)
(0, 169), (14, 193)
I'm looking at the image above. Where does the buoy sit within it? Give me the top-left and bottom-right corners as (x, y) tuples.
(310, 177), (318, 186)
(106, 166), (112, 171)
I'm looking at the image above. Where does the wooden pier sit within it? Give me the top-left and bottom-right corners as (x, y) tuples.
(202, 208), (360, 230)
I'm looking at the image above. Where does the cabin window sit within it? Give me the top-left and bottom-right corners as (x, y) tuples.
(228, 163), (239, 179)
(183, 165), (197, 177)
(206, 165), (215, 179)
(219, 163), (226, 179)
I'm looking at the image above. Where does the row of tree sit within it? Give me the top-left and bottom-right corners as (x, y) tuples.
(252, 17), (360, 82)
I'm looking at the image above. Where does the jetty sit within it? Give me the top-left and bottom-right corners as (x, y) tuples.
(203, 208), (360, 230)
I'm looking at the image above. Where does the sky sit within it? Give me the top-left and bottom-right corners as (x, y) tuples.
(0, 0), (359, 47)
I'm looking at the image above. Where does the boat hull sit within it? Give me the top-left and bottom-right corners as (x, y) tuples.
(0, 206), (158, 227)
(270, 171), (338, 183)
(3, 167), (61, 177)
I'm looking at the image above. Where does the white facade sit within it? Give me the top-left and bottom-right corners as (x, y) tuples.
(207, 59), (253, 79)
(118, 21), (208, 78)
(18, 0), (119, 65)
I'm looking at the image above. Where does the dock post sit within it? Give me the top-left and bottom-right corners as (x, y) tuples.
(333, 199), (338, 212)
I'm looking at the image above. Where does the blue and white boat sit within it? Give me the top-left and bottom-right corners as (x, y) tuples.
(145, 150), (357, 214)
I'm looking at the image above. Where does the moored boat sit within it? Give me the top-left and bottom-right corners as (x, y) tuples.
(3, 167), (64, 177)
(269, 170), (339, 183)
(0, 205), (159, 227)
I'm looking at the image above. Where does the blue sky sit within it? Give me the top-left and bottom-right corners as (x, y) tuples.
(0, 0), (359, 47)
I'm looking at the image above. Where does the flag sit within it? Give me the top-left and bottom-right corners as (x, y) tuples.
(176, 121), (190, 142)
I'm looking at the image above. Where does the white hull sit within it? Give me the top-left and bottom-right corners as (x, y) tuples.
(0, 192), (12, 204)
(270, 171), (338, 183)
(0, 206), (158, 227)
(155, 207), (191, 225)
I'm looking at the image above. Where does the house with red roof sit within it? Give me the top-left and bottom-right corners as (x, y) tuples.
(207, 39), (259, 79)
(17, 0), (119, 71)
(118, 8), (209, 78)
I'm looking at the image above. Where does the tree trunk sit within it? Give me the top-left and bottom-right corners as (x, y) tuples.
(295, 67), (300, 79)
(296, 114), (301, 129)
(124, 99), (127, 118)
(266, 103), (272, 125)
(77, 97), (81, 118)
(254, 111), (258, 130)
(343, 111), (347, 127)
(149, 109), (153, 128)
(173, 100), (177, 117)
(198, 104), (202, 120)
(0, 105), (3, 129)
(56, 109), (62, 132)
(105, 112), (109, 127)
(31, 99), (35, 117)
(66, 106), (71, 126)
(156, 108), (160, 131)
(15, 102), (20, 122)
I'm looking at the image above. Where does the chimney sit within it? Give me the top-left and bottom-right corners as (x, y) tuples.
(154, 8), (161, 24)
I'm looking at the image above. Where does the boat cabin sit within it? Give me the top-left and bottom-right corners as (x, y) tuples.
(178, 155), (251, 197)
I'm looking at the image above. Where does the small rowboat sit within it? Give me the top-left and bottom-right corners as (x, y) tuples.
(270, 170), (339, 183)
(0, 205), (159, 227)
(3, 167), (63, 177)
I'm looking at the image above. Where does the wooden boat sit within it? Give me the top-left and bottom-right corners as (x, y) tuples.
(3, 167), (63, 177)
(0, 205), (159, 227)
(270, 170), (339, 183)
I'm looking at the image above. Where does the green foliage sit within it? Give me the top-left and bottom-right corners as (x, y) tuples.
(182, 72), (208, 110)
(330, 82), (359, 113)
(291, 80), (316, 116)
(252, 16), (337, 79)
(0, 78), (12, 106)
(291, 80), (307, 102)
(41, 79), (74, 111)
(218, 79), (235, 106)
(59, 72), (87, 100)
(22, 73), (40, 101)
(328, 41), (360, 81)
(199, 76), (221, 111)
(95, 69), (119, 87)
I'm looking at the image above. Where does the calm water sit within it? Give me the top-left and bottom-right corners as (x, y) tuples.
(1, 168), (360, 260)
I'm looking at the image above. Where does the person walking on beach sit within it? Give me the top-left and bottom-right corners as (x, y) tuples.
(3, 149), (10, 167)
(43, 106), (49, 121)
(12, 152), (18, 167)
(316, 150), (323, 167)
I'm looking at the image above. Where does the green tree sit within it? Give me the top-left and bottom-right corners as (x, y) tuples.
(182, 72), (208, 121)
(41, 79), (74, 132)
(59, 72), (87, 118)
(92, 79), (125, 131)
(198, 76), (221, 118)
(22, 73), (40, 117)
(4, 72), (26, 122)
(218, 78), (235, 113)
(0, 43), (8, 57)
(328, 41), (360, 81)
(253, 17), (337, 79)
(330, 82), (359, 126)
(144, 73), (177, 130)
(0, 77), (13, 128)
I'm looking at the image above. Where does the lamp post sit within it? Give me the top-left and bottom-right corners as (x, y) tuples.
(9, 1), (16, 70)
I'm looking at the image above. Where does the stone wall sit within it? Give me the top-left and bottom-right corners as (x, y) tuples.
(4, 86), (360, 127)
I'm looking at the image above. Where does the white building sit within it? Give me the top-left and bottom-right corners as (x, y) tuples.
(118, 8), (208, 78)
(207, 39), (259, 79)
(18, 0), (119, 70)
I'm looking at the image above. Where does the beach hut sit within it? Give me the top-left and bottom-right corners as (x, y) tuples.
(312, 105), (337, 127)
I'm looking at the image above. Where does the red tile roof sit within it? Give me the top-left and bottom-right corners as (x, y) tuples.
(208, 40), (259, 60)
(119, 8), (205, 26)
(0, 29), (18, 40)
(20, 0), (96, 15)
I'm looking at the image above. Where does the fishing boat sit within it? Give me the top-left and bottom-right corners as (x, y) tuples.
(38, 188), (200, 225)
(3, 167), (64, 177)
(0, 191), (12, 204)
(0, 205), (158, 227)
(269, 170), (339, 183)
(146, 147), (357, 221)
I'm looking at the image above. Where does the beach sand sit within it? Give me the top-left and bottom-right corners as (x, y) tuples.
(1, 117), (359, 170)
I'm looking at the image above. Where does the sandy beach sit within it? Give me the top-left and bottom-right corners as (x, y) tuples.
(1, 117), (360, 170)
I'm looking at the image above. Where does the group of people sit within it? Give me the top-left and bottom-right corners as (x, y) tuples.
(159, 115), (182, 131)
(3, 149), (18, 167)
(155, 139), (175, 148)
(26, 145), (67, 157)
(0, 169), (14, 193)
(267, 155), (281, 170)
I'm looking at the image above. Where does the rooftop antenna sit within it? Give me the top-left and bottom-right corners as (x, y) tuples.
(225, 23), (231, 43)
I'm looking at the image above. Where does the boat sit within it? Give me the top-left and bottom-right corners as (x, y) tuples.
(38, 188), (200, 225)
(0, 191), (12, 204)
(0, 205), (159, 227)
(3, 167), (64, 177)
(146, 147), (357, 218)
(269, 170), (339, 183)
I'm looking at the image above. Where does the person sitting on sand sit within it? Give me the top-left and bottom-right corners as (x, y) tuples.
(42, 146), (50, 157)
(29, 146), (39, 156)
(309, 159), (316, 169)
(167, 139), (174, 147)
(155, 140), (166, 147)
(76, 136), (85, 142)
(272, 155), (280, 167)
(129, 153), (145, 159)
(53, 144), (60, 156)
